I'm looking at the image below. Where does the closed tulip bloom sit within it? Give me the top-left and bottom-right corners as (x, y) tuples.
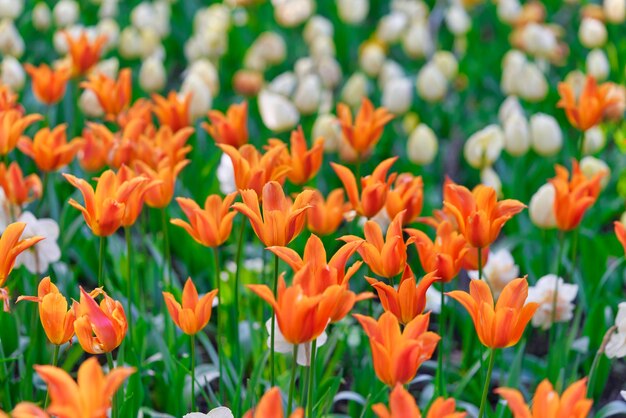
(331, 157), (397, 218)
(0, 402), (48, 418)
(65, 32), (107, 76)
(76, 123), (114, 172)
(368, 271), (438, 325)
(406, 221), (468, 283)
(0, 84), (19, 112)
(24, 63), (71, 105)
(81, 68), (132, 121)
(386, 173), (423, 225)
(278, 126), (324, 185)
(152, 91), (191, 132)
(307, 188), (348, 236)
(372, 384), (466, 418)
(557, 75), (618, 131)
(233, 181), (314, 247)
(218, 144), (291, 196)
(202, 101), (249, 148)
(136, 125), (193, 169)
(495, 378), (592, 418)
(0, 110), (43, 156)
(354, 311), (440, 386)
(0, 162), (42, 206)
(63, 170), (148, 236)
(337, 97), (394, 157)
(34, 357), (135, 418)
(116, 165), (160, 227)
(134, 158), (190, 208)
(243, 387), (304, 418)
(549, 161), (603, 231)
(73, 287), (127, 354)
(163, 277), (218, 335)
(18, 124), (83, 172)
(171, 192), (237, 248)
(16, 277), (75, 345)
(447, 278), (538, 348)
(443, 183), (525, 249)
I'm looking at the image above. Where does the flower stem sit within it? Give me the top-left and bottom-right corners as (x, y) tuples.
(125, 227), (133, 346)
(307, 339), (317, 418)
(161, 208), (171, 290)
(0, 331), (13, 411)
(98, 236), (106, 288)
(44, 345), (60, 408)
(287, 344), (298, 413)
(436, 282), (446, 397)
(478, 248), (483, 281)
(212, 247), (224, 404)
(233, 219), (245, 370)
(106, 351), (118, 418)
(587, 325), (616, 398)
(478, 348), (496, 418)
(190, 334), (196, 411)
(270, 253), (279, 387)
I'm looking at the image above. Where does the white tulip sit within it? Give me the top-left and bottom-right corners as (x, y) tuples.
(341, 72), (369, 108)
(310, 36), (336, 59)
(583, 126), (606, 155)
(407, 123), (438, 165)
(93, 58), (119, 79)
(1, 56), (24, 91)
(480, 167), (502, 197)
(304, 15), (333, 45)
(529, 183), (557, 229)
(274, 0), (314, 27)
(0, 0), (23, 20)
(530, 113), (562, 156)
(32, 2), (52, 31)
(53, 0), (79, 27)
(181, 73), (213, 122)
(503, 112), (530, 156)
(139, 56), (166, 92)
(498, 95), (523, 125)
(14, 212), (61, 275)
(445, 5), (471, 36)
(580, 156), (610, 188)
(294, 57), (316, 78)
(425, 286), (442, 314)
(604, 0), (626, 23)
(586, 48), (610, 81)
(606, 302), (626, 359)
(416, 63), (447, 103)
(392, 0), (428, 20)
(527, 275), (578, 330)
(433, 51), (458, 80)
(376, 12), (408, 43)
(0, 18), (24, 57)
(517, 62), (548, 102)
(468, 249), (519, 297)
(316, 56), (342, 89)
(378, 59), (404, 90)
(187, 59), (219, 96)
(268, 72), (298, 97)
(119, 27), (143, 59)
(79, 89), (105, 118)
(255, 32), (286, 66)
(313, 114), (342, 152)
(522, 23), (557, 59)
(183, 407), (234, 418)
(382, 77), (412, 115)
(337, 0), (369, 24)
(258, 89), (300, 132)
(497, 0), (521, 24)
(99, 0), (118, 19)
(97, 18), (120, 51)
(402, 20), (433, 58)
(359, 42), (386, 77)
(217, 154), (236, 195)
(579, 18), (607, 48)
(293, 74), (322, 115)
(266, 317), (327, 366)
(464, 125), (505, 169)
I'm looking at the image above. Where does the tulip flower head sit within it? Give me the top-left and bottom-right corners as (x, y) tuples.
(81, 68), (132, 121)
(73, 287), (127, 354)
(306, 188), (348, 236)
(372, 384), (466, 418)
(495, 378), (592, 418)
(447, 277), (538, 348)
(64, 31), (107, 76)
(116, 165), (161, 227)
(0, 84), (20, 112)
(0, 109), (43, 156)
(386, 173), (424, 225)
(24, 63), (71, 105)
(354, 311), (440, 386)
(270, 126), (324, 185)
(162, 277), (218, 335)
(243, 387), (304, 418)
(17, 277), (75, 345)
(0, 162), (42, 207)
(18, 124), (83, 172)
(203, 101), (249, 148)
(34, 357), (135, 418)
(557, 75), (619, 131)
(152, 91), (192, 132)
(0, 402), (48, 417)
(337, 97), (394, 157)
(133, 158), (190, 208)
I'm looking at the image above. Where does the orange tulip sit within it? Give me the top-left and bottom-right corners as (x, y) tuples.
(171, 192), (238, 247)
(16, 277), (75, 345)
(550, 161), (603, 231)
(116, 165), (161, 227)
(0, 402), (48, 418)
(0, 109), (43, 155)
(63, 170), (148, 236)
(372, 384), (466, 418)
(341, 211), (413, 278)
(0, 84), (20, 112)
(270, 126), (324, 185)
(18, 124), (83, 172)
(337, 97), (394, 156)
(72, 287), (127, 354)
(81, 68), (132, 121)
(461, 246), (490, 271)
(232, 181), (314, 247)
(354, 311), (439, 386)
(367, 271), (438, 325)
(218, 143), (291, 195)
(615, 221), (626, 255)
(443, 183), (525, 249)
(64, 32), (107, 76)
(0, 162), (43, 207)
(162, 277), (218, 335)
(152, 91), (191, 132)
(447, 277), (537, 348)
(406, 221), (469, 283)
(25, 63), (71, 105)
(495, 378), (592, 418)
(133, 158), (190, 208)
(386, 173), (424, 225)
(203, 101), (249, 148)
(557, 75), (619, 131)
(34, 357), (135, 418)
(331, 157), (397, 218)
(248, 274), (343, 344)
(307, 188), (348, 236)
(135, 125), (193, 169)
(243, 387), (304, 418)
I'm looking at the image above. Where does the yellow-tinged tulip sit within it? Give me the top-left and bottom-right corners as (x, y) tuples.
(162, 277), (218, 335)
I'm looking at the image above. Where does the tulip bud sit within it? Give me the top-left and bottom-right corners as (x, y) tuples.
(498, 0), (521, 24)
(313, 114), (342, 152)
(402, 20), (433, 58)
(268, 71), (297, 97)
(500, 50), (526, 95)
(119, 27), (143, 59)
(304, 15), (333, 45)
(530, 113), (562, 156)
(407, 123), (438, 165)
(1, 56), (24, 91)
(187, 59), (219, 96)
(341, 72), (369, 108)
(498, 95), (523, 125)
(446, 5), (471, 36)
(274, 0), (314, 27)
(433, 51), (458, 80)
(0, 0), (22, 20)
(604, 0), (626, 23)
(0, 19), (24, 57)
(181, 73), (213, 122)
(258, 89), (300, 132)
(255, 32), (287, 66)
(316, 56), (342, 89)
(583, 126), (606, 155)
(378, 60), (404, 90)
(79, 89), (105, 118)
(310, 36), (336, 59)
(503, 112), (530, 156)
(359, 41), (386, 77)
(93, 58), (119, 79)
(580, 156), (610, 188)
(586, 48), (610, 81)
(517, 63), (548, 102)
(294, 57), (315, 78)
(382, 77), (412, 115)
(579, 18), (607, 48)
(99, 0), (119, 19)
(139, 56), (166, 92)
(376, 12), (408, 43)
(522, 23), (557, 58)
(131, 2), (158, 33)
(233, 69), (263, 97)
(53, 0), (79, 28)
(293, 74), (322, 115)
(338, 0), (369, 24)
(97, 18), (120, 51)
(32, 2), (51, 31)
(481, 167), (502, 197)
(416, 63), (447, 102)
(529, 183), (557, 229)
(464, 125), (505, 169)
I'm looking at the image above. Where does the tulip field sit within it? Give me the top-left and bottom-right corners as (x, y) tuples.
(3, 0), (626, 417)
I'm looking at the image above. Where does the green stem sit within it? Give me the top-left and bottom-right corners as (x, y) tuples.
(270, 253), (279, 387)
(478, 348), (496, 418)
(0, 332), (13, 411)
(307, 339), (318, 418)
(287, 344), (298, 413)
(98, 236), (106, 288)
(190, 334), (196, 411)
(106, 352), (118, 418)
(233, 219), (245, 368)
(44, 345), (60, 408)
(125, 227), (133, 346)
(587, 325), (616, 398)
(478, 248), (483, 281)
(212, 247), (224, 404)
(161, 208), (171, 290)
(36, 172), (49, 215)
(437, 283), (446, 397)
